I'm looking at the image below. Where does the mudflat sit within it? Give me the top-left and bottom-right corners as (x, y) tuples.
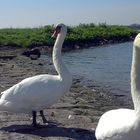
(0, 47), (132, 140)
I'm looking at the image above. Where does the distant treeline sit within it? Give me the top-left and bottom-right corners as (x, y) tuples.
(130, 24), (140, 30)
(0, 23), (138, 51)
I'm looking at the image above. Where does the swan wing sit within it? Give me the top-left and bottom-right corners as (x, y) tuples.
(0, 74), (61, 105)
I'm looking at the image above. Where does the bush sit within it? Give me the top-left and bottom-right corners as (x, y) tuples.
(0, 24), (138, 48)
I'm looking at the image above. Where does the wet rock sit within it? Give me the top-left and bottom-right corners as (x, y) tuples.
(22, 48), (41, 60)
(0, 55), (17, 60)
(38, 63), (43, 66)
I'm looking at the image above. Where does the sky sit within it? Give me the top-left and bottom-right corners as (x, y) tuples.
(0, 0), (140, 28)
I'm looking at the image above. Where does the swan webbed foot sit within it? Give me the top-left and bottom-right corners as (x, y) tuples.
(31, 122), (39, 127)
(31, 110), (48, 127)
(40, 110), (48, 124)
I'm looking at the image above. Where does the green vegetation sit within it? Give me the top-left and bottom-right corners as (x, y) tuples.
(0, 25), (53, 47)
(0, 23), (138, 50)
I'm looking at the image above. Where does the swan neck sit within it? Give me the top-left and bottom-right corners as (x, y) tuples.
(131, 45), (140, 113)
(53, 31), (71, 80)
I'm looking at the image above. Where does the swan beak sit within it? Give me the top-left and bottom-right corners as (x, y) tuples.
(51, 31), (58, 38)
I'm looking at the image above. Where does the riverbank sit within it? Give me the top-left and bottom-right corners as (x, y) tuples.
(0, 24), (138, 52)
(0, 47), (133, 140)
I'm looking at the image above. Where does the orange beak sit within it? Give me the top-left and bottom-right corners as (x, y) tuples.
(51, 30), (58, 38)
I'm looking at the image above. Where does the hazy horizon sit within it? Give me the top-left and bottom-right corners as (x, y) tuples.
(0, 0), (140, 28)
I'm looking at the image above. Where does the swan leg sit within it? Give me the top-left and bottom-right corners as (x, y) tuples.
(40, 110), (48, 124)
(32, 110), (38, 127)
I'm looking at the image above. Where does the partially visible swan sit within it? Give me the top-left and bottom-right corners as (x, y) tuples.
(0, 23), (72, 127)
(95, 33), (140, 140)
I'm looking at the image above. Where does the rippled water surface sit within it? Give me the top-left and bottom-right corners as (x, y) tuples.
(63, 42), (133, 96)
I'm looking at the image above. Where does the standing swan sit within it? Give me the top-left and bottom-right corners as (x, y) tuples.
(0, 23), (72, 127)
(95, 33), (140, 140)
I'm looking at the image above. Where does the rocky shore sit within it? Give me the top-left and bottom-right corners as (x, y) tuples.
(0, 47), (133, 140)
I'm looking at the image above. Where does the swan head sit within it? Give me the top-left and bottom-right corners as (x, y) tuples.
(134, 33), (140, 49)
(52, 23), (67, 38)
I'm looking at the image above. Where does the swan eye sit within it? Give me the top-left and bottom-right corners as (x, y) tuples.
(52, 25), (62, 38)
(56, 25), (62, 32)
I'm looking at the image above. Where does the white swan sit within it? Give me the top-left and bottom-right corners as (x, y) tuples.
(95, 33), (140, 140)
(0, 23), (72, 127)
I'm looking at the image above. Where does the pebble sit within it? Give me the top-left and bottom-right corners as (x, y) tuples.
(68, 115), (74, 119)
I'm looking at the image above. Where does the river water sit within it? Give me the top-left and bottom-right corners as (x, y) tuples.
(63, 42), (133, 96)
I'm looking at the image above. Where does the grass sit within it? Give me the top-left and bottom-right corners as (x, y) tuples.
(0, 23), (138, 49)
